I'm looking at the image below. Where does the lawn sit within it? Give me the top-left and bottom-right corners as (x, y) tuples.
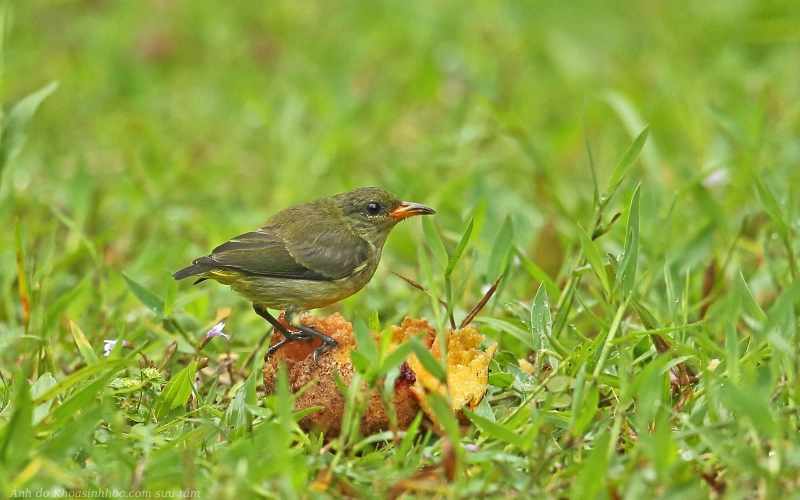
(2, 0), (800, 498)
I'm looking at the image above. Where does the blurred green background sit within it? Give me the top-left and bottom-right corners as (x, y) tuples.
(4, 0), (800, 372)
(6, 0), (798, 319)
(2, 0), (800, 494)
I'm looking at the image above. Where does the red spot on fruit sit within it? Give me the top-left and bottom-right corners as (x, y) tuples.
(396, 362), (416, 386)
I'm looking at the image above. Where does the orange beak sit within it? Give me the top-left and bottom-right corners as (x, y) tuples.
(389, 201), (436, 220)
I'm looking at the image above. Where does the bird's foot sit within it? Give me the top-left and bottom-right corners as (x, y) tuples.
(264, 330), (312, 359)
(310, 333), (337, 366)
(295, 323), (338, 366)
(264, 326), (337, 366)
(253, 304), (338, 365)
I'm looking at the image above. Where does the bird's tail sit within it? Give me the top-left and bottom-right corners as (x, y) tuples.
(173, 264), (207, 281)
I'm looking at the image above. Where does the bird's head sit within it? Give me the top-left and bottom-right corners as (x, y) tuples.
(333, 187), (435, 247)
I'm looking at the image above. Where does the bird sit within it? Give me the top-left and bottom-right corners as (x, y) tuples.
(173, 187), (435, 363)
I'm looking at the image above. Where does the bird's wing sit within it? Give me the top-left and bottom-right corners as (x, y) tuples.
(193, 229), (331, 281)
(284, 227), (372, 280)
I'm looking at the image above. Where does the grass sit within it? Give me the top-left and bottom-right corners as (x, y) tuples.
(2, 0), (800, 497)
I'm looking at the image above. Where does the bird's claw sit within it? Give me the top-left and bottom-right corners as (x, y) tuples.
(263, 324), (338, 366)
(254, 305), (338, 365)
(311, 339), (337, 366)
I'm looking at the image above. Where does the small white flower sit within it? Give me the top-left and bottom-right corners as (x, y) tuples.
(103, 340), (116, 356)
(198, 322), (229, 351)
(702, 168), (729, 188)
(206, 322), (228, 340)
(103, 339), (135, 356)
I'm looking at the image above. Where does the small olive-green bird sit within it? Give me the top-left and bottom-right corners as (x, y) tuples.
(173, 187), (435, 363)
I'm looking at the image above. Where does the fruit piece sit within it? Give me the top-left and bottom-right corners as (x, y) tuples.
(262, 313), (496, 437)
(262, 313), (420, 437)
(391, 317), (497, 425)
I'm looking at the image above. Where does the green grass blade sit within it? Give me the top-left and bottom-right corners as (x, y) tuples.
(530, 284), (552, 351)
(752, 173), (791, 247)
(515, 248), (561, 300)
(0, 80), (59, 173)
(464, 408), (523, 448)
(615, 185), (640, 299)
(477, 316), (537, 350)
(227, 375), (251, 440)
(486, 215), (514, 282)
(14, 220), (30, 331)
(123, 273), (165, 316)
(395, 410), (424, 466)
(737, 272), (767, 323)
(164, 271), (178, 318)
(577, 224), (610, 297)
(752, 172), (795, 278)
(38, 405), (103, 463)
(34, 358), (134, 403)
(422, 216), (448, 268)
(569, 380), (599, 437)
(70, 320), (99, 365)
(445, 218), (473, 277)
(378, 341), (413, 378)
(31, 373), (57, 426)
(583, 107), (600, 208)
(417, 240), (443, 332)
(606, 127), (649, 198)
(353, 314), (379, 368)
(425, 392), (462, 451)
(0, 371), (34, 468)
(720, 383), (778, 437)
(40, 369), (119, 433)
(155, 361), (198, 420)
(570, 429), (609, 499)
(725, 322), (740, 385)
(761, 278), (800, 343)
(409, 336), (446, 383)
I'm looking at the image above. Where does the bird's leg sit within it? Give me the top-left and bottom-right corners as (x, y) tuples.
(284, 309), (338, 366)
(253, 305), (337, 365)
(253, 304), (311, 360)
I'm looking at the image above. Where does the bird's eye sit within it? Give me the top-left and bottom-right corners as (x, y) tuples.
(365, 202), (382, 216)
